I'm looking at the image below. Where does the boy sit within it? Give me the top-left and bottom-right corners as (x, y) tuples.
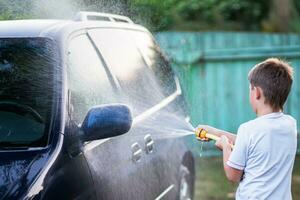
(198, 58), (297, 199)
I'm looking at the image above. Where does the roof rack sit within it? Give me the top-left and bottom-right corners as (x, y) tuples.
(74, 11), (134, 24)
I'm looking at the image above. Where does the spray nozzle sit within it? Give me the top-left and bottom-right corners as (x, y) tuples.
(195, 128), (234, 149)
(195, 128), (221, 141)
(195, 128), (208, 140)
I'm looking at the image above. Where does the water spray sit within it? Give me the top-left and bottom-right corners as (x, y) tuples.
(195, 128), (234, 149)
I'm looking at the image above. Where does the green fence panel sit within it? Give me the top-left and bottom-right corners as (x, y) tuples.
(156, 32), (300, 155)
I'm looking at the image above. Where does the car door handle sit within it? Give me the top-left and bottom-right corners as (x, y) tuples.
(131, 142), (142, 162)
(144, 134), (154, 154)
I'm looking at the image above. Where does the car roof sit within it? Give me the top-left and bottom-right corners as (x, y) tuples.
(0, 18), (149, 40)
(0, 20), (68, 38)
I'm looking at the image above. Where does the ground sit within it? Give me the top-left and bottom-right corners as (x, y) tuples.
(194, 156), (300, 199)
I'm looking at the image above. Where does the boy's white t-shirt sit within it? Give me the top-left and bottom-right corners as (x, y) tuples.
(227, 112), (297, 200)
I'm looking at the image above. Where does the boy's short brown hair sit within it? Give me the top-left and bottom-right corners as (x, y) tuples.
(248, 58), (294, 110)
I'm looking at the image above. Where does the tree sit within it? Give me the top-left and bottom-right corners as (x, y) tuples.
(0, 0), (300, 33)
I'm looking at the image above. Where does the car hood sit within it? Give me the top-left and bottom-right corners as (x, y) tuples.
(0, 150), (49, 199)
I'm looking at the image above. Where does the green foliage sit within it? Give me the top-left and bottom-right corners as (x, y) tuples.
(130, 0), (271, 31)
(129, 0), (175, 31)
(0, 0), (300, 32)
(0, 0), (34, 20)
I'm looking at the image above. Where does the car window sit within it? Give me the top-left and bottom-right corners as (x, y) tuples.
(0, 38), (57, 148)
(88, 29), (176, 116)
(130, 31), (176, 97)
(67, 34), (116, 124)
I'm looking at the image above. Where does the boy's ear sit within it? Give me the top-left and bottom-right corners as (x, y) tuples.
(255, 86), (262, 100)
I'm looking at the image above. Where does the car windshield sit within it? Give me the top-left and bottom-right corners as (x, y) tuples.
(0, 38), (57, 149)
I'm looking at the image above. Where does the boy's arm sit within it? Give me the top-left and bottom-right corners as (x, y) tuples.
(197, 125), (237, 144)
(216, 135), (243, 183)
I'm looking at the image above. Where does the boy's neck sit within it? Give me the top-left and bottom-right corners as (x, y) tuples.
(256, 106), (282, 117)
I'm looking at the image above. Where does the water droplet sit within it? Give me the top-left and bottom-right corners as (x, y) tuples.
(199, 141), (204, 157)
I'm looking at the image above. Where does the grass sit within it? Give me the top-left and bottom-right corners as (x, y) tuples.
(194, 156), (300, 199)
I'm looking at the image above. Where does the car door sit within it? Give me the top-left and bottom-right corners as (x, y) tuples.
(66, 32), (148, 200)
(88, 28), (177, 199)
(131, 30), (194, 199)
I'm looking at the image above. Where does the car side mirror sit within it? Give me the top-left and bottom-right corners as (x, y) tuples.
(81, 104), (132, 142)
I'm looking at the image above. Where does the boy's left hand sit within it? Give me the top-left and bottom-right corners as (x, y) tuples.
(215, 135), (230, 151)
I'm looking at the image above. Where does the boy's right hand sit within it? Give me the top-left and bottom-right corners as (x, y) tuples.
(215, 135), (231, 151)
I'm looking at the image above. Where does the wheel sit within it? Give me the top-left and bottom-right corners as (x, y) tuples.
(178, 164), (194, 200)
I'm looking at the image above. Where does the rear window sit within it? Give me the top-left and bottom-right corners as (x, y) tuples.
(88, 29), (176, 115)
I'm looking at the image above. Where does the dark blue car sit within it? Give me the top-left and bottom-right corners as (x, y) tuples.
(0, 12), (195, 200)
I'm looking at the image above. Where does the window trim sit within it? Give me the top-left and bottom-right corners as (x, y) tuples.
(132, 76), (182, 126)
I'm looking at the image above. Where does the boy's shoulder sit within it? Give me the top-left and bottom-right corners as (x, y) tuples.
(236, 120), (255, 137)
(239, 118), (257, 130)
(284, 114), (297, 123)
(238, 113), (296, 134)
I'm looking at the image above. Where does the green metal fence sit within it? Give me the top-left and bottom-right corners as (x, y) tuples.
(156, 32), (300, 155)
